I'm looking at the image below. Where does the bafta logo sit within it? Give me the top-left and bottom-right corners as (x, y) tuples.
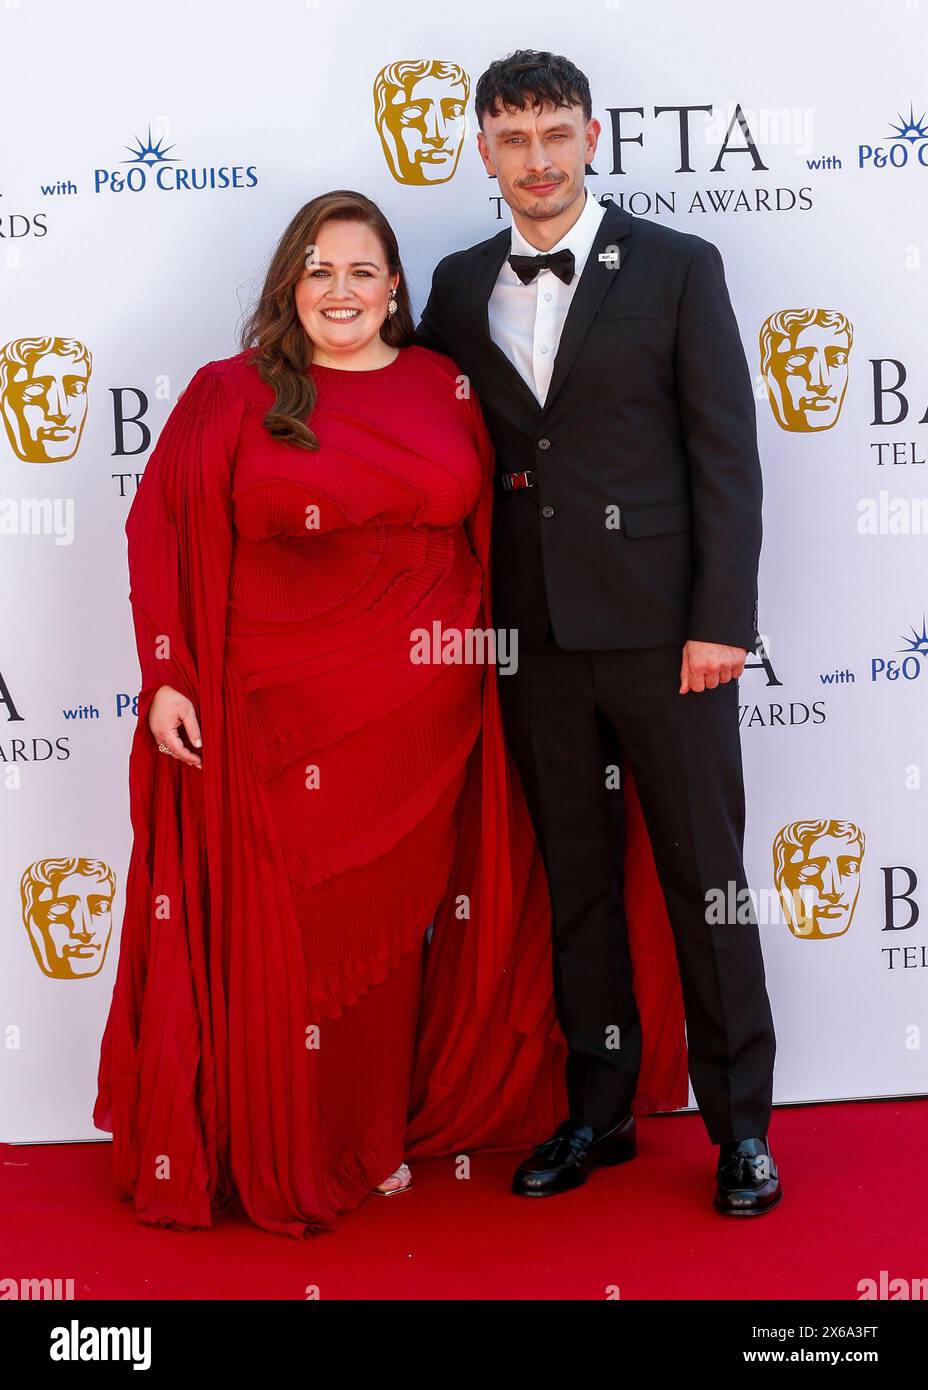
(373, 60), (469, 185)
(21, 857), (115, 979)
(759, 309), (853, 432)
(0, 337), (93, 463)
(772, 819), (865, 939)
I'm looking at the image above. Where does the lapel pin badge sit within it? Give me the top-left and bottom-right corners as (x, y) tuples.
(598, 245), (622, 269)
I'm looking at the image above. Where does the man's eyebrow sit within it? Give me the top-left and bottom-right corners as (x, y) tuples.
(493, 122), (576, 137)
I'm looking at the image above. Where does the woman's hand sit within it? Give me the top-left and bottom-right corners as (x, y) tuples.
(148, 685), (203, 769)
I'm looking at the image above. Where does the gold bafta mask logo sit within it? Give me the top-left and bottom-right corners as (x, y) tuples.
(0, 337), (93, 463)
(773, 819), (865, 940)
(21, 857), (115, 979)
(759, 309), (853, 432)
(373, 60), (470, 185)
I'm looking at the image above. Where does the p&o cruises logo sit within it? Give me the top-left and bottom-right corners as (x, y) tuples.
(859, 101), (928, 171)
(93, 125), (258, 194)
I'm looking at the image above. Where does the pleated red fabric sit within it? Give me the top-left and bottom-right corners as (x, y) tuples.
(93, 344), (687, 1237)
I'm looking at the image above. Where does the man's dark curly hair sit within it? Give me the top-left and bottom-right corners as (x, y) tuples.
(474, 49), (592, 130)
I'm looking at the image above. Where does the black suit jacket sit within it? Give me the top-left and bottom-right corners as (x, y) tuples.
(413, 197), (762, 652)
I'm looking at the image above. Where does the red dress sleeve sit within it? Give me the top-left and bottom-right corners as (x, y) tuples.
(126, 364), (239, 731)
(93, 363), (245, 1222)
(406, 388), (688, 1158)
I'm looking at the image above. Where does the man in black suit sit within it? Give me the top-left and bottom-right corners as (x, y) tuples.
(414, 49), (780, 1216)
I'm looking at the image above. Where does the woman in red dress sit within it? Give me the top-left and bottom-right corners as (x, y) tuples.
(93, 191), (687, 1237)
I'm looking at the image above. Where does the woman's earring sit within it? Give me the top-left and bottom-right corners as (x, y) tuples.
(387, 287), (398, 316)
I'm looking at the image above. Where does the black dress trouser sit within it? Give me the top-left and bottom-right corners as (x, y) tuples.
(495, 622), (776, 1145)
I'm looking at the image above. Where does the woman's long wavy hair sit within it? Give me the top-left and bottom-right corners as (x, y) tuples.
(240, 191), (415, 450)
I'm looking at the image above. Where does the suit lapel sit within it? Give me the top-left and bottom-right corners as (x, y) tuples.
(469, 198), (634, 420)
(542, 200), (633, 415)
(471, 227), (543, 417)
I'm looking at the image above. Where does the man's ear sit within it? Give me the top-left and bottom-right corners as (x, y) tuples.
(586, 116), (602, 163)
(476, 131), (495, 177)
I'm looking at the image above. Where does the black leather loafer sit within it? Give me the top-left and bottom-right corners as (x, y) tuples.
(512, 1114), (636, 1197)
(714, 1135), (782, 1216)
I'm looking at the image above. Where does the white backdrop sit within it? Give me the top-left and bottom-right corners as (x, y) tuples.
(2, 0), (926, 1142)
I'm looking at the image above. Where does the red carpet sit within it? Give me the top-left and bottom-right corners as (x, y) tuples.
(3, 1099), (925, 1300)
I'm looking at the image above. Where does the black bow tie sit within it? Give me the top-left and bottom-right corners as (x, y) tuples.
(507, 247), (576, 286)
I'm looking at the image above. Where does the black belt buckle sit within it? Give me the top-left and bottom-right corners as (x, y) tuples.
(500, 469), (536, 492)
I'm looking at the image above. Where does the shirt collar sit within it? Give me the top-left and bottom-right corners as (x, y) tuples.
(508, 187), (606, 279)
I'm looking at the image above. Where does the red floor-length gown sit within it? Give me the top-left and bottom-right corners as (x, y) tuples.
(93, 343), (687, 1237)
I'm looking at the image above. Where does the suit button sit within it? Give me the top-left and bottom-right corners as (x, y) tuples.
(537, 437), (551, 450)
(541, 504), (555, 518)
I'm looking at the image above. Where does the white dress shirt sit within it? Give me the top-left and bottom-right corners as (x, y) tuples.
(487, 187), (607, 406)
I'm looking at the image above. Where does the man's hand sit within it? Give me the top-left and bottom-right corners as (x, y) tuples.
(679, 640), (746, 694)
